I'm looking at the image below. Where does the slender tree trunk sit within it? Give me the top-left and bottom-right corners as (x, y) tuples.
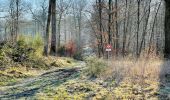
(126, 0), (132, 54)
(77, 11), (82, 50)
(64, 14), (67, 43)
(16, 0), (19, 40)
(99, 0), (103, 57)
(139, 0), (151, 56)
(122, 0), (128, 57)
(136, 0), (140, 58)
(164, 0), (170, 58)
(5, 26), (7, 40)
(50, 0), (57, 55)
(148, 1), (161, 55)
(58, 13), (62, 47)
(108, 0), (112, 44)
(73, 5), (77, 41)
(9, 0), (15, 42)
(156, 17), (159, 55)
(44, 0), (52, 56)
(115, 0), (119, 56)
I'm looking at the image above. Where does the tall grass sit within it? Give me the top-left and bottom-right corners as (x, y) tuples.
(102, 55), (167, 99)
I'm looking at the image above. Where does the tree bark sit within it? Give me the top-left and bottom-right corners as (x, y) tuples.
(108, 0), (112, 44)
(165, 0), (170, 58)
(148, 1), (161, 55)
(44, 0), (52, 56)
(64, 14), (67, 43)
(98, 0), (103, 57)
(139, 0), (151, 56)
(16, 0), (19, 41)
(78, 11), (82, 50)
(136, 0), (140, 58)
(115, 0), (119, 56)
(58, 13), (62, 47)
(122, 0), (128, 57)
(50, 0), (57, 55)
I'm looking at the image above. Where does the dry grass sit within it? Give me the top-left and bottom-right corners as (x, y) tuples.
(102, 56), (170, 99)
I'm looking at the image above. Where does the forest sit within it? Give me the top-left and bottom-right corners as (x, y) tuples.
(0, 0), (170, 99)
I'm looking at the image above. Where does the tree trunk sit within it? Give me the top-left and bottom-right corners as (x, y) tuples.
(16, 0), (19, 41)
(126, 0), (132, 55)
(139, 0), (151, 56)
(44, 0), (52, 56)
(50, 0), (57, 55)
(165, 0), (170, 58)
(58, 12), (63, 47)
(136, 0), (140, 58)
(122, 0), (128, 57)
(115, 0), (119, 56)
(9, 0), (15, 43)
(108, 0), (112, 44)
(64, 14), (67, 43)
(99, 0), (103, 57)
(77, 10), (82, 51)
(148, 1), (161, 56)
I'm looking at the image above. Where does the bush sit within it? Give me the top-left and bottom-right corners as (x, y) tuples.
(65, 40), (76, 57)
(12, 37), (35, 62)
(0, 42), (14, 69)
(0, 34), (48, 70)
(25, 58), (49, 69)
(85, 57), (107, 78)
(28, 33), (44, 58)
(73, 52), (83, 61)
(57, 45), (66, 57)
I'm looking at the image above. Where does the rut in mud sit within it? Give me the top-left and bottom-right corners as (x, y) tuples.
(0, 62), (85, 99)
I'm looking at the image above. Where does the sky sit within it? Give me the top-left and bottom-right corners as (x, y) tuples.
(0, 0), (162, 20)
(0, 0), (43, 20)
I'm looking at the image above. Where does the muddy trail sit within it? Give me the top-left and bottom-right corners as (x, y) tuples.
(0, 62), (85, 100)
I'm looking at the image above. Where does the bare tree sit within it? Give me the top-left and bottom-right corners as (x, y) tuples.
(108, 0), (112, 44)
(164, 0), (170, 58)
(115, 0), (119, 56)
(98, 0), (104, 57)
(139, 0), (151, 56)
(122, 0), (128, 57)
(29, 0), (47, 37)
(16, 0), (19, 40)
(44, 0), (52, 56)
(148, 1), (162, 55)
(57, 0), (71, 47)
(136, 0), (141, 58)
(50, 0), (57, 55)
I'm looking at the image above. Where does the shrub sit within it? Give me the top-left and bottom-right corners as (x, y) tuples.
(0, 34), (48, 70)
(25, 58), (49, 69)
(0, 42), (14, 69)
(65, 40), (76, 57)
(73, 52), (83, 61)
(12, 37), (35, 62)
(57, 45), (66, 57)
(28, 33), (44, 58)
(85, 57), (107, 78)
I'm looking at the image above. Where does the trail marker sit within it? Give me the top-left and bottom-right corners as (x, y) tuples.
(106, 44), (112, 51)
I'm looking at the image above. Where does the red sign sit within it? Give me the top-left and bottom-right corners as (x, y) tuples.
(106, 44), (112, 49)
(106, 44), (112, 51)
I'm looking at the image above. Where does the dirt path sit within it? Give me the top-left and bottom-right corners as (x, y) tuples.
(0, 62), (85, 100)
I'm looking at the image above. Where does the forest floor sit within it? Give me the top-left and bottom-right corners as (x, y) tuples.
(0, 57), (170, 100)
(0, 60), (85, 99)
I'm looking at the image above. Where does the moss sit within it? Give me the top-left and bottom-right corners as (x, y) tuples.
(36, 79), (112, 100)
(0, 73), (18, 86)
